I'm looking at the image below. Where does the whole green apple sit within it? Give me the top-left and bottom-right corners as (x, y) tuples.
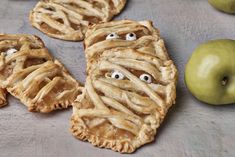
(208, 0), (235, 14)
(185, 39), (235, 105)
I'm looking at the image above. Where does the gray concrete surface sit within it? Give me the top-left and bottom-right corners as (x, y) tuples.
(0, 0), (235, 157)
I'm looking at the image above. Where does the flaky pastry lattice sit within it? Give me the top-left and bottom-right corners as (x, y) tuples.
(0, 34), (81, 112)
(29, 0), (126, 41)
(71, 20), (178, 153)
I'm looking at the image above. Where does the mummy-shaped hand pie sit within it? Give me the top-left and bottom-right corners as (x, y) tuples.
(0, 34), (81, 112)
(71, 20), (178, 153)
(29, 0), (126, 41)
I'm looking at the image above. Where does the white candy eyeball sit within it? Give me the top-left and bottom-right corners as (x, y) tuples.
(139, 74), (152, 83)
(6, 48), (17, 56)
(126, 33), (137, 41)
(106, 33), (120, 40)
(111, 71), (125, 80)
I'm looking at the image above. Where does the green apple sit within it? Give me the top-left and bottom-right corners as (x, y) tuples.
(208, 0), (235, 14)
(185, 39), (235, 105)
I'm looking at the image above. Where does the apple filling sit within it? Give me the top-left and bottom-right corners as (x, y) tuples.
(39, 78), (75, 103)
(0, 62), (14, 79)
(23, 57), (47, 68)
(40, 22), (63, 35)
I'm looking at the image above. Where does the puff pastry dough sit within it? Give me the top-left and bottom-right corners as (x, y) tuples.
(71, 20), (178, 153)
(0, 34), (81, 112)
(29, 0), (126, 41)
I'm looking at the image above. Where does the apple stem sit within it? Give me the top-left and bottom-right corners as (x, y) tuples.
(222, 77), (229, 86)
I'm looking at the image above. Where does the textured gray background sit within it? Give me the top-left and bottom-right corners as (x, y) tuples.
(0, 0), (235, 157)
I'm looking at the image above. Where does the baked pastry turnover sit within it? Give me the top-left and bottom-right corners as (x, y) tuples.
(71, 20), (178, 153)
(29, 0), (126, 41)
(0, 34), (81, 112)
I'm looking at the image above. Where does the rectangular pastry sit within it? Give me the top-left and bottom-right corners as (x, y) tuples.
(71, 20), (178, 153)
(29, 0), (126, 41)
(0, 34), (81, 112)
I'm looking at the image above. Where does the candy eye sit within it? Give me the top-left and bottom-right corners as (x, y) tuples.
(126, 33), (137, 41)
(139, 74), (152, 83)
(106, 33), (120, 40)
(6, 48), (17, 56)
(111, 71), (125, 80)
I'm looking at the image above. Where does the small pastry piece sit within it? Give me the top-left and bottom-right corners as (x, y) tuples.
(71, 20), (178, 153)
(29, 0), (127, 41)
(0, 34), (81, 112)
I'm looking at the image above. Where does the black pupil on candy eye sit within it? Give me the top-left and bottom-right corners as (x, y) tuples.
(144, 76), (149, 81)
(129, 33), (134, 37)
(110, 34), (114, 37)
(115, 74), (119, 79)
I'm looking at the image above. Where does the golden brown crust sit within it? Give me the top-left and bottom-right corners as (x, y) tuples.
(71, 114), (144, 153)
(84, 20), (170, 73)
(0, 88), (7, 107)
(29, 0), (127, 41)
(71, 20), (178, 153)
(0, 34), (81, 112)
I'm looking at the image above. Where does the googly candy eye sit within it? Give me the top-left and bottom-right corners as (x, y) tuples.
(111, 71), (125, 80)
(139, 73), (152, 83)
(106, 33), (120, 40)
(6, 48), (17, 56)
(125, 33), (137, 41)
